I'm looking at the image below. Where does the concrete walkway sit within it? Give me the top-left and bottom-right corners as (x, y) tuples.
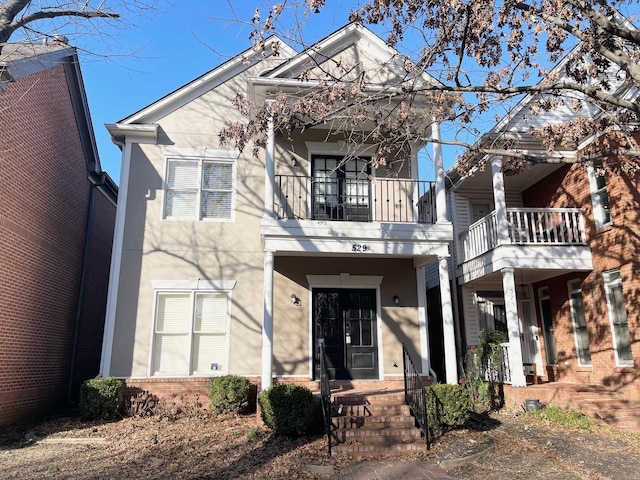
(338, 460), (453, 480)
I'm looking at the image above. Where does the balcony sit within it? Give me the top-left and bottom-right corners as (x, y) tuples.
(274, 175), (436, 224)
(458, 207), (587, 264)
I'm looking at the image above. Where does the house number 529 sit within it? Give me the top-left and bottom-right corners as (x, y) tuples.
(352, 244), (369, 252)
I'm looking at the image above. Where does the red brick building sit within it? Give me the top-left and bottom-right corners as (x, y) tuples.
(446, 84), (640, 409)
(0, 42), (117, 425)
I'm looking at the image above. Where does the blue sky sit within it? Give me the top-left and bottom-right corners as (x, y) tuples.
(79, 1), (366, 184)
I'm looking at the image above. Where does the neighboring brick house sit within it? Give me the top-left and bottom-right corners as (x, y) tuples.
(445, 55), (640, 405)
(0, 42), (117, 425)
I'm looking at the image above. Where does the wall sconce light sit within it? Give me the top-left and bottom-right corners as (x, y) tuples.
(393, 295), (400, 305)
(291, 157), (298, 167)
(290, 293), (301, 306)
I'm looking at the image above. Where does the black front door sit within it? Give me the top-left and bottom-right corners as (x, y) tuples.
(313, 288), (378, 380)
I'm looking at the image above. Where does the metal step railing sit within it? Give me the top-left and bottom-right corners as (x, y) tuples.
(402, 343), (430, 449)
(318, 343), (332, 457)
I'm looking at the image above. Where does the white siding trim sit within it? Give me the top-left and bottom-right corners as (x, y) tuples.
(99, 139), (133, 376)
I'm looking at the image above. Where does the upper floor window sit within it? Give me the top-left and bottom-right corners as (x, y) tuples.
(163, 147), (237, 221)
(588, 159), (611, 229)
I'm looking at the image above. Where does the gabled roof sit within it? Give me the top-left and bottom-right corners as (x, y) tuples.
(116, 36), (296, 126)
(445, 42), (638, 189)
(1, 41), (117, 203)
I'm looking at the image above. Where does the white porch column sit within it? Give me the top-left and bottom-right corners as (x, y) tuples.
(502, 267), (527, 387)
(264, 109), (275, 218)
(416, 266), (430, 375)
(432, 120), (449, 223)
(261, 250), (275, 391)
(490, 155), (510, 244)
(438, 255), (458, 384)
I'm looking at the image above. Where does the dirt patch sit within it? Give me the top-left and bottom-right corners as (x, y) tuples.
(0, 410), (638, 479)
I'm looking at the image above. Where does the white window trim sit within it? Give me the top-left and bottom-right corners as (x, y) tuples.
(161, 146), (239, 223)
(587, 161), (612, 229)
(603, 269), (634, 367)
(148, 279), (236, 377)
(567, 278), (592, 367)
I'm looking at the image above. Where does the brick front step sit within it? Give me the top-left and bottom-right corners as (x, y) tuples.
(333, 392), (406, 406)
(335, 403), (411, 417)
(331, 441), (428, 456)
(335, 426), (422, 443)
(333, 414), (415, 429)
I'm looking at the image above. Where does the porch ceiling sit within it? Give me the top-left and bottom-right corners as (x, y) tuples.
(451, 161), (568, 195)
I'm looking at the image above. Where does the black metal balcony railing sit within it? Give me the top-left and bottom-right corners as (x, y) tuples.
(274, 175), (436, 224)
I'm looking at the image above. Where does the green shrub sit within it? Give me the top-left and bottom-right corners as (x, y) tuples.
(259, 384), (314, 437)
(209, 375), (250, 414)
(79, 377), (123, 420)
(426, 383), (471, 431)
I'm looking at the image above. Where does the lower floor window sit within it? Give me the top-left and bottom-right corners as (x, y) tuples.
(153, 291), (230, 376)
(604, 270), (633, 366)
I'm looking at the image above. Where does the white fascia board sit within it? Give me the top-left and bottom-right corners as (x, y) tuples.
(456, 245), (593, 284)
(106, 123), (159, 146)
(264, 235), (450, 258)
(120, 36), (294, 125)
(261, 217), (454, 242)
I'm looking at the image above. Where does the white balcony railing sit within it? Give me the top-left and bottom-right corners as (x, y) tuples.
(458, 207), (587, 263)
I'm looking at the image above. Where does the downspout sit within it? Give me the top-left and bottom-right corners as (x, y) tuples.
(67, 172), (103, 402)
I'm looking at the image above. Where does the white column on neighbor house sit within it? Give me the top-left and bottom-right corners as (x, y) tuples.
(264, 107), (275, 218)
(502, 267), (527, 387)
(261, 250), (275, 391)
(439, 255), (458, 384)
(490, 155), (510, 244)
(432, 120), (449, 223)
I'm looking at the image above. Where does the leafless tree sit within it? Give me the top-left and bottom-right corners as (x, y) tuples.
(219, 0), (640, 175)
(0, 1), (158, 56)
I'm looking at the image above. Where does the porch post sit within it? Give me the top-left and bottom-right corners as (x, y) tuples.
(490, 155), (510, 244)
(432, 120), (449, 223)
(264, 106), (275, 219)
(416, 266), (430, 375)
(438, 255), (458, 384)
(502, 267), (527, 387)
(261, 250), (275, 391)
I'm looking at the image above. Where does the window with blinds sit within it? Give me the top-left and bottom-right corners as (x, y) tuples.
(153, 291), (230, 376)
(568, 280), (592, 366)
(588, 160), (611, 229)
(603, 270), (633, 366)
(163, 157), (235, 221)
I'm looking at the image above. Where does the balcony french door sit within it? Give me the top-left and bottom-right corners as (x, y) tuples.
(312, 155), (370, 221)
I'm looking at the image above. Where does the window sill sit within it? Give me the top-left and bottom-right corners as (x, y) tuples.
(614, 366), (635, 373)
(575, 366), (593, 372)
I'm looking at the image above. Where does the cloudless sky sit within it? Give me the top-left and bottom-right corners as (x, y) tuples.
(79, 1), (370, 184)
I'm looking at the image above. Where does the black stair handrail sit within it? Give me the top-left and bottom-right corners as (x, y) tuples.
(402, 343), (430, 449)
(318, 343), (332, 457)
